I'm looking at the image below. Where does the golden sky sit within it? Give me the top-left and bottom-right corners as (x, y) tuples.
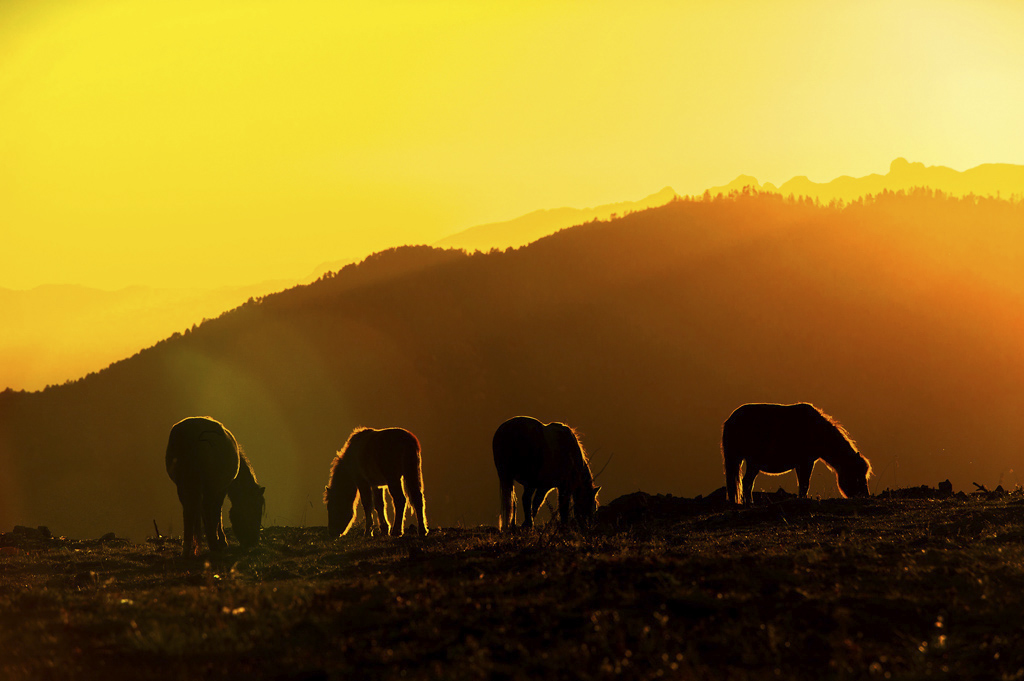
(2, 0), (1023, 290)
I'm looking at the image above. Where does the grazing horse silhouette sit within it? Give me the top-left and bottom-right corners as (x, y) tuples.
(165, 417), (265, 556)
(722, 402), (871, 505)
(493, 416), (601, 531)
(323, 427), (428, 538)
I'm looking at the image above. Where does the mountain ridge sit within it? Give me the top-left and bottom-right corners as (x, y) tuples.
(431, 186), (679, 253)
(0, 280), (292, 392)
(6, 158), (1024, 393)
(707, 158), (1024, 202)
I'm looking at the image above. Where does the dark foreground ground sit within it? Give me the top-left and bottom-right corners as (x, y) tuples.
(4, 488), (1024, 680)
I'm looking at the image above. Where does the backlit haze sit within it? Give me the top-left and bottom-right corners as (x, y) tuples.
(3, 1), (1024, 292)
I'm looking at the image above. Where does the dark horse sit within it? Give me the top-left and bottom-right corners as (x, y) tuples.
(722, 402), (871, 505)
(493, 416), (601, 531)
(323, 427), (428, 538)
(165, 416), (265, 556)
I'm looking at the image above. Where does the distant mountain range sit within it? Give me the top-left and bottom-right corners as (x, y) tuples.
(4, 159), (1023, 392)
(2, 188), (681, 392)
(305, 185), (681, 278)
(706, 158), (1024, 203)
(0, 282), (289, 392)
(433, 186), (679, 252)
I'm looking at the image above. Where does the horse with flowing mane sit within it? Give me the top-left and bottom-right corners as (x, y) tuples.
(722, 402), (871, 505)
(493, 416), (601, 531)
(165, 416), (265, 556)
(323, 427), (428, 537)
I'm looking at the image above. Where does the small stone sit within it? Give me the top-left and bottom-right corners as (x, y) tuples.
(75, 570), (99, 587)
(13, 525), (43, 539)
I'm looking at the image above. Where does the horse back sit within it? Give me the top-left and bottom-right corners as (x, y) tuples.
(538, 423), (588, 486)
(493, 417), (547, 482)
(345, 427), (421, 485)
(722, 403), (828, 472)
(380, 427), (422, 482)
(166, 417), (241, 492)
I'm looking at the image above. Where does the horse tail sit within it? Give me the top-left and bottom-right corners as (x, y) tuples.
(724, 454), (741, 505)
(405, 434), (428, 534)
(402, 431), (424, 491)
(721, 426), (741, 505)
(499, 479), (516, 531)
(411, 447), (425, 492)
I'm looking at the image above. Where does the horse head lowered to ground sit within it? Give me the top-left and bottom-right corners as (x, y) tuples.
(721, 402), (871, 505)
(165, 416), (265, 556)
(492, 415), (600, 531)
(323, 427), (428, 538)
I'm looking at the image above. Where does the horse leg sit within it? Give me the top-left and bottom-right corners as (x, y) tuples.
(180, 503), (193, 556)
(741, 466), (758, 505)
(530, 488), (548, 522)
(178, 486), (202, 557)
(357, 483), (376, 537)
(796, 461), (813, 498)
(190, 509), (204, 556)
(372, 488), (390, 536)
(181, 497), (201, 557)
(216, 512), (227, 547)
(202, 492), (228, 552)
(522, 486), (538, 529)
(557, 486), (571, 524)
(405, 477), (428, 536)
(388, 479), (408, 537)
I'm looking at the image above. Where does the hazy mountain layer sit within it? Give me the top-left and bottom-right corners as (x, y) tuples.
(9, 159), (1024, 394)
(0, 282), (290, 392)
(0, 189), (680, 393)
(432, 186), (678, 252)
(707, 158), (1024, 203)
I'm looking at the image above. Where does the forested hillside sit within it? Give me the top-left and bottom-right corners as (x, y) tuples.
(2, 190), (1022, 540)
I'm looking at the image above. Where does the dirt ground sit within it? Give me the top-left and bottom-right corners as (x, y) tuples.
(4, 489), (1024, 680)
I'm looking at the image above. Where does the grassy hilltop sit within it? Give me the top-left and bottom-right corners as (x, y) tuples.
(4, 490), (1024, 680)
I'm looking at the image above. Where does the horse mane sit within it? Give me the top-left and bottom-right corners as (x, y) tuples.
(323, 427), (371, 503)
(813, 405), (873, 478)
(227, 445), (264, 511)
(236, 446), (259, 485)
(557, 423), (594, 487)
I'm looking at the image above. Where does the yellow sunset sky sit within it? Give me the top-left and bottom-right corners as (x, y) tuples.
(2, 0), (1023, 290)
